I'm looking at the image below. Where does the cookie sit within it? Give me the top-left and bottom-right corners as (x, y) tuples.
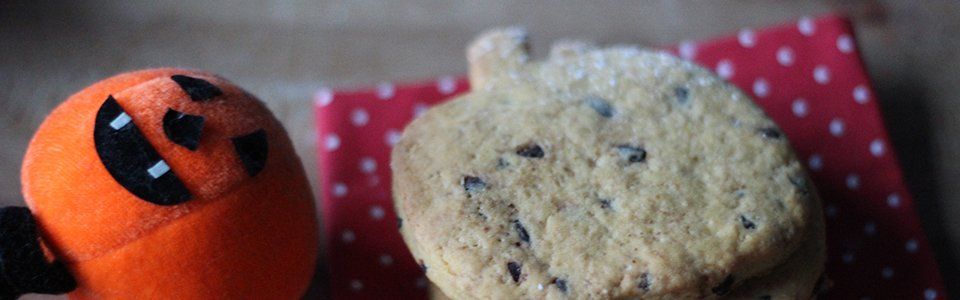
(726, 184), (827, 300)
(392, 28), (820, 299)
(432, 218), (824, 300)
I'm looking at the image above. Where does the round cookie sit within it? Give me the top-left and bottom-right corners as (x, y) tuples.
(726, 213), (826, 300)
(393, 28), (820, 299)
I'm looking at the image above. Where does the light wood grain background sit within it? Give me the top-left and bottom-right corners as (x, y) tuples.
(2, 1), (957, 298)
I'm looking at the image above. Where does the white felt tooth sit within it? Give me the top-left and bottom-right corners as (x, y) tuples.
(147, 160), (170, 179)
(110, 112), (132, 130)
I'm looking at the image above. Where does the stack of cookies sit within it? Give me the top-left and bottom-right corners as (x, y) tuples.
(392, 28), (826, 299)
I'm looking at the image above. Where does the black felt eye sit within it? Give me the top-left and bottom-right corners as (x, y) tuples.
(171, 75), (223, 101)
(94, 96), (192, 205)
(162, 109), (205, 151)
(232, 129), (268, 177)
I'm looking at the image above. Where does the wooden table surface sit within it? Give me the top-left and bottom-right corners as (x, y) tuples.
(2, 1), (957, 298)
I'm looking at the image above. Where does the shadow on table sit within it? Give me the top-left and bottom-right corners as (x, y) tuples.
(875, 77), (958, 296)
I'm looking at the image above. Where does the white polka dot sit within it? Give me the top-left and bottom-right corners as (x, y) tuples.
(737, 29), (756, 48)
(881, 266), (894, 279)
(341, 230), (356, 243)
(716, 59), (734, 79)
(752, 78), (770, 98)
(379, 254), (394, 266)
(416, 277), (428, 289)
(798, 17), (816, 36)
(351, 108), (369, 127)
(324, 133), (341, 151)
(360, 157), (377, 174)
(437, 76), (457, 95)
(870, 139), (885, 157)
(808, 154), (824, 171)
(829, 118), (845, 137)
(792, 98), (808, 117)
(846, 173), (861, 190)
(864, 221), (877, 236)
(887, 193), (901, 208)
(906, 239), (919, 253)
(314, 87), (334, 107)
(370, 205), (386, 220)
(350, 279), (363, 291)
(924, 288), (937, 300)
(776, 46), (795, 66)
(814, 65), (831, 85)
(825, 204), (838, 218)
(385, 129), (402, 146)
(679, 40), (697, 59)
(837, 34), (855, 54)
(853, 85), (870, 104)
(413, 103), (429, 117)
(842, 252), (855, 264)
(376, 82), (395, 99)
(332, 182), (348, 198)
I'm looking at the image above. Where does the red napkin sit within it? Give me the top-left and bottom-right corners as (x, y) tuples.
(315, 14), (946, 299)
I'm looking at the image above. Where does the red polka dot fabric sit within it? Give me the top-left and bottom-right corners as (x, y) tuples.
(315, 14), (946, 300)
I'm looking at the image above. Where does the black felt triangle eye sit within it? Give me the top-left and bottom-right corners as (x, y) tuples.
(163, 109), (205, 151)
(232, 129), (268, 177)
(171, 75), (223, 101)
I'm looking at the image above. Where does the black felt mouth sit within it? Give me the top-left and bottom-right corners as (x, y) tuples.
(94, 96), (192, 206)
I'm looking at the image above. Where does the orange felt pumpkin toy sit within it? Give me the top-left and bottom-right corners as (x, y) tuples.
(11, 68), (318, 299)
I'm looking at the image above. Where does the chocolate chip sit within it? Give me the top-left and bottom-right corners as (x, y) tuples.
(740, 215), (757, 230)
(462, 176), (486, 196)
(162, 109), (205, 151)
(712, 275), (735, 296)
(586, 97), (614, 118)
(231, 129), (268, 177)
(513, 220), (530, 244)
(507, 262), (522, 283)
(171, 75), (223, 101)
(418, 260), (428, 272)
(599, 198), (613, 209)
(616, 145), (647, 163)
(516, 144), (545, 158)
(813, 272), (829, 295)
(758, 127), (782, 139)
(789, 176), (810, 196)
(497, 157), (509, 169)
(637, 273), (650, 291)
(675, 86), (689, 104)
(553, 278), (568, 293)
